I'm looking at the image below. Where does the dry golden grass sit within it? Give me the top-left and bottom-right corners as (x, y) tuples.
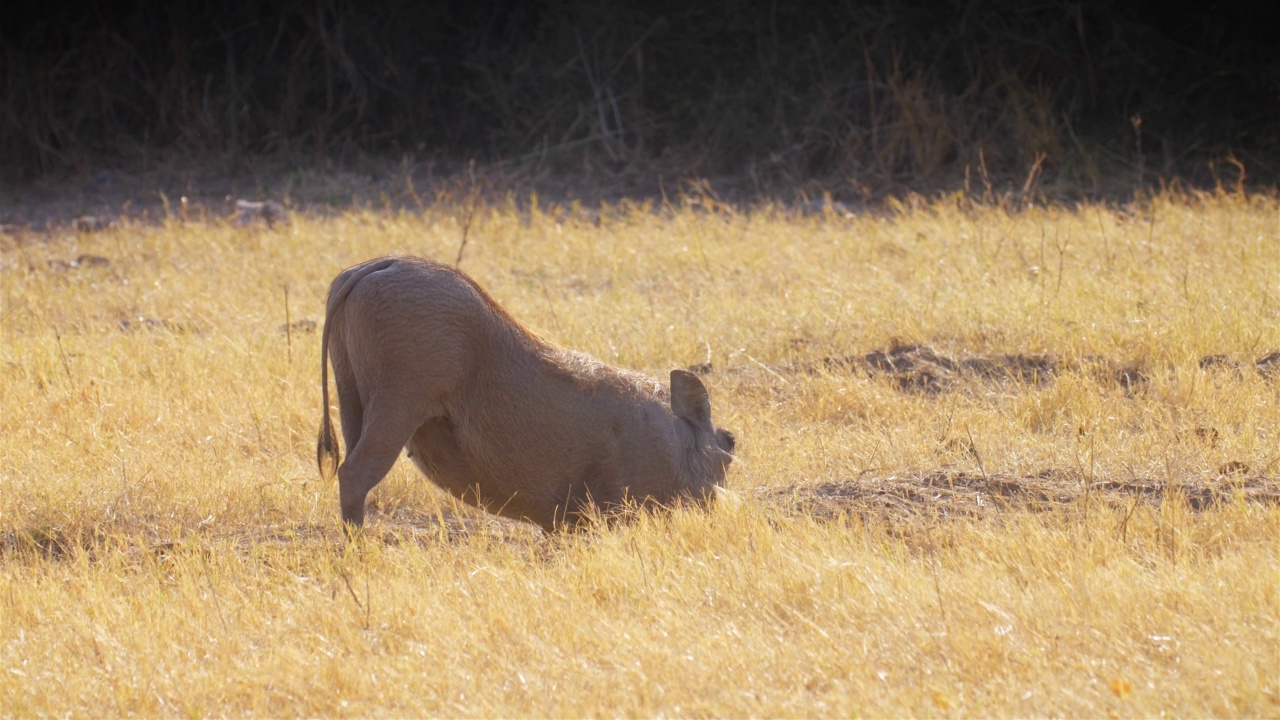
(1, 190), (1277, 717)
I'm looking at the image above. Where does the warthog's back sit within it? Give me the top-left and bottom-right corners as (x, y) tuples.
(317, 255), (736, 530)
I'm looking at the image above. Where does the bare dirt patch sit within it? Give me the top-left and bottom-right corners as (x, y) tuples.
(701, 343), (1279, 394)
(793, 343), (1058, 393)
(756, 470), (1280, 523)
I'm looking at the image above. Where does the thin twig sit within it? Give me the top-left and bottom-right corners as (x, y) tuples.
(338, 568), (368, 628)
(538, 278), (562, 333)
(283, 283), (292, 364)
(930, 557), (949, 634)
(53, 326), (74, 388)
(405, 173), (425, 214)
(454, 161), (481, 267)
(202, 553), (231, 634)
(966, 425), (987, 481)
(745, 354), (790, 385)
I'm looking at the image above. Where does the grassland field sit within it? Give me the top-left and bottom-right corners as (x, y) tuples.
(0, 189), (1277, 717)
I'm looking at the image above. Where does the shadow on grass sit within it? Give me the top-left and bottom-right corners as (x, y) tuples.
(4, 468), (1275, 561)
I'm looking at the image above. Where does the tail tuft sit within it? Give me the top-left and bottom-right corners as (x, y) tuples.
(317, 415), (340, 480)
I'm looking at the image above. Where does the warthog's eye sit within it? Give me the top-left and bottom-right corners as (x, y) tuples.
(718, 429), (736, 454)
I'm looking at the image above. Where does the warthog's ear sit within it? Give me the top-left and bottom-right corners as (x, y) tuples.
(670, 369), (713, 425)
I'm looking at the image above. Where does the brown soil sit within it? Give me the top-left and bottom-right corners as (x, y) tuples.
(697, 343), (1279, 393)
(755, 470), (1280, 523)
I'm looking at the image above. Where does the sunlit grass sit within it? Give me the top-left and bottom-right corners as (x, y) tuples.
(0, 190), (1276, 716)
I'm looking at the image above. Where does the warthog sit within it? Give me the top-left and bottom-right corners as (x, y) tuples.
(316, 255), (736, 530)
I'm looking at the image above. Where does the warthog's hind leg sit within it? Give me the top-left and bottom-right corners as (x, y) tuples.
(337, 408), (418, 529)
(335, 371), (364, 452)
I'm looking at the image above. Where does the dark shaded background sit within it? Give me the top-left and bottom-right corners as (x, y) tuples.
(3, 0), (1277, 199)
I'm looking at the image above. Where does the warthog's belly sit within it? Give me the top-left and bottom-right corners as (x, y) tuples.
(406, 417), (569, 529)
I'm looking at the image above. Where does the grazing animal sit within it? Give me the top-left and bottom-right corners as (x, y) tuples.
(234, 199), (289, 228)
(316, 256), (736, 531)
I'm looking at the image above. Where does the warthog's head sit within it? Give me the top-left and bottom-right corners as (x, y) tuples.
(669, 369), (736, 503)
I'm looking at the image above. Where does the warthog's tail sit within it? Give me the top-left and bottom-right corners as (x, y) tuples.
(317, 257), (400, 479)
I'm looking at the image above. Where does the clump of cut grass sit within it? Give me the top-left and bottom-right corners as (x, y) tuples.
(0, 189), (1276, 716)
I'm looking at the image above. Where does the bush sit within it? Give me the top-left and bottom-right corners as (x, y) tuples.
(3, 1), (1276, 193)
